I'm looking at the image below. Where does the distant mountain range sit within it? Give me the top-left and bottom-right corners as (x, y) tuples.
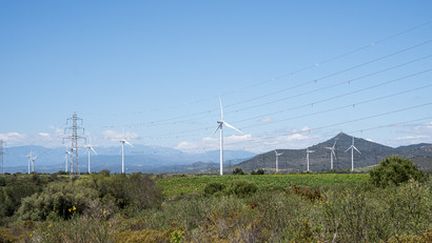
(3, 132), (432, 174)
(238, 132), (432, 172)
(1, 144), (254, 174)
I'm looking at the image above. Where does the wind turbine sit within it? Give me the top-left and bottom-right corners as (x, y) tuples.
(274, 150), (284, 173)
(64, 150), (71, 173)
(214, 97), (243, 176)
(325, 140), (337, 170)
(26, 151), (37, 174)
(305, 148), (314, 172)
(85, 143), (97, 174)
(345, 136), (361, 172)
(120, 137), (133, 174)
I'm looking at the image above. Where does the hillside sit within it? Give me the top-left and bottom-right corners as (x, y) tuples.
(2, 145), (254, 173)
(237, 132), (432, 172)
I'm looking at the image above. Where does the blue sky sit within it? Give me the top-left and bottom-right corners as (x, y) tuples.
(0, 1), (432, 152)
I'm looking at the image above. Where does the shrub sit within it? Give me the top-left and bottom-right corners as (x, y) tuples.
(204, 182), (225, 195)
(115, 229), (169, 243)
(17, 182), (100, 221)
(87, 173), (163, 211)
(32, 217), (114, 243)
(251, 169), (265, 175)
(291, 185), (323, 201)
(0, 228), (17, 243)
(227, 181), (258, 197)
(232, 168), (245, 175)
(370, 156), (424, 187)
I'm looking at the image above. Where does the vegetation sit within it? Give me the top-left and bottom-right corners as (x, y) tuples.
(232, 167), (245, 175)
(1, 157), (432, 242)
(370, 156), (424, 187)
(251, 168), (265, 175)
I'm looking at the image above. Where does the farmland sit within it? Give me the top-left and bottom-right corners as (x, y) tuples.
(157, 173), (369, 197)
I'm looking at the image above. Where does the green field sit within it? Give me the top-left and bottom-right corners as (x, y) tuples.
(157, 173), (369, 197)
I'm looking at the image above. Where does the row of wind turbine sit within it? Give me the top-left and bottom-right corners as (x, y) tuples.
(305, 137), (361, 172)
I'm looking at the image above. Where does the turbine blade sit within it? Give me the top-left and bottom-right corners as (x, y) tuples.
(90, 147), (97, 155)
(219, 97), (224, 121)
(223, 121), (243, 134)
(345, 146), (352, 153)
(214, 124), (222, 134)
(124, 140), (134, 147)
(353, 146), (361, 154)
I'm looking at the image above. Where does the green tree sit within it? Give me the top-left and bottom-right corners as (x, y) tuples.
(369, 156), (423, 187)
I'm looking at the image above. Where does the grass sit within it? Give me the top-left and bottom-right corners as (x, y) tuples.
(157, 173), (370, 198)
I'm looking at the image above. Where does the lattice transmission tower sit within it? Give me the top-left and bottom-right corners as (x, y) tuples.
(63, 113), (86, 177)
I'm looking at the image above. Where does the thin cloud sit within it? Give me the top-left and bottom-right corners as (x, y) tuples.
(0, 132), (26, 143)
(103, 130), (139, 141)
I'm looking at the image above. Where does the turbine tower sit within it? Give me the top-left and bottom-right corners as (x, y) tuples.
(325, 140), (337, 170)
(0, 140), (4, 174)
(26, 151), (37, 174)
(345, 136), (361, 172)
(64, 150), (71, 173)
(85, 143), (97, 174)
(120, 137), (133, 174)
(214, 97), (243, 176)
(274, 150), (284, 173)
(305, 148), (314, 172)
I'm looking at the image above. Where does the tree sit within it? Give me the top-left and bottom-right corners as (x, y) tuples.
(232, 168), (245, 175)
(369, 156), (424, 187)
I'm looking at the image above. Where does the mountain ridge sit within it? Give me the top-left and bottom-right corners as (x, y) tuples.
(237, 132), (432, 172)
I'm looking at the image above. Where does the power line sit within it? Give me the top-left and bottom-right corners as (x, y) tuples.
(223, 101), (432, 147)
(144, 67), (432, 140)
(108, 53), (432, 130)
(220, 19), (432, 98)
(240, 82), (432, 130)
(101, 27), (432, 128)
(231, 56), (432, 119)
(225, 40), (432, 111)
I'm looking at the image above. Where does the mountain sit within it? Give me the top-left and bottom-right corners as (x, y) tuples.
(237, 132), (432, 172)
(2, 144), (254, 173)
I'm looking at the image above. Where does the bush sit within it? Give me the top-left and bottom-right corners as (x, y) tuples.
(370, 156), (424, 187)
(232, 168), (245, 175)
(87, 173), (163, 211)
(227, 181), (258, 197)
(251, 169), (265, 175)
(17, 182), (100, 221)
(204, 182), (225, 195)
(291, 185), (323, 201)
(115, 229), (169, 243)
(32, 217), (114, 243)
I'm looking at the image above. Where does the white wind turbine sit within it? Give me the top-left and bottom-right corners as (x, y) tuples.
(120, 136), (133, 174)
(305, 148), (314, 172)
(26, 151), (37, 174)
(274, 150), (284, 173)
(325, 140), (337, 170)
(214, 97), (243, 176)
(345, 136), (361, 172)
(85, 143), (97, 174)
(64, 150), (71, 173)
